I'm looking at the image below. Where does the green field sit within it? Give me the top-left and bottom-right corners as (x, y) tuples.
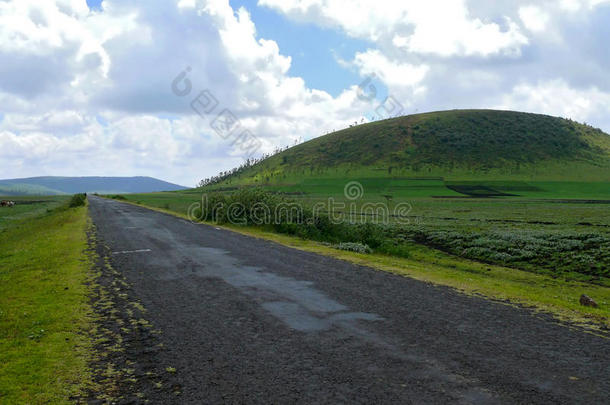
(126, 177), (610, 282)
(0, 196), (69, 230)
(0, 196), (94, 403)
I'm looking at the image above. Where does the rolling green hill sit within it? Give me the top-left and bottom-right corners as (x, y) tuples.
(203, 109), (610, 199)
(213, 110), (610, 183)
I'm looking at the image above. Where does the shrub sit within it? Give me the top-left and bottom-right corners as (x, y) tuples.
(376, 240), (411, 258)
(349, 222), (385, 248)
(396, 226), (610, 280)
(68, 193), (87, 208)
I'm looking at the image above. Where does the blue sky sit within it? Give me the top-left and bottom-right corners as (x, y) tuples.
(229, 0), (370, 97)
(1, 0), (610, 185)
(86, 0), (103, 10)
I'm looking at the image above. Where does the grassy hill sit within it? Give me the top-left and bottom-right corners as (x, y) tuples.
(210, 110), (610, 197)
(0, 176), (187, 196)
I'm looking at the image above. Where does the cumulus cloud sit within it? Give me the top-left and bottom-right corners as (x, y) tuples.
(560, 0), (610, 11)
(519, 5), (550, 32)
(259, 0), (529, 57)
(497, 79), (610, 124)
(352, 50), (429, 89)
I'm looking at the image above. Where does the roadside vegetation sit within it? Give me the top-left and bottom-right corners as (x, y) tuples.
(407, 228), (609, 283)
(221, 224), (610, 332)
(190, 189), (411, 258)
(0, 196), (94, 403)
(69, 193), (87, 207)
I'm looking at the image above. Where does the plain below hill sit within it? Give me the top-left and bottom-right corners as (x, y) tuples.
(0, 176), (187, 196)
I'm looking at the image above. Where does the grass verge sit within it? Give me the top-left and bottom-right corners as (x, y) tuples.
(0, 203), (93, 403)
(226, 226), (609, 333)
(115, 198), (609, 334)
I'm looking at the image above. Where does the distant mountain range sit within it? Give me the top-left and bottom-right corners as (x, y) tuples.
(0, 176), (187, 196)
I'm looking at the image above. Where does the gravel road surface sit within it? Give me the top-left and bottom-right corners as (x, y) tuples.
(88, 196), (609, 404)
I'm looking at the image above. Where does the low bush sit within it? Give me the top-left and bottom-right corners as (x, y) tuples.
(376, 240), (411, 258)
(195, 190), (408, 255)
(68, 193), (87, 208)
(402, 227), (610, 281)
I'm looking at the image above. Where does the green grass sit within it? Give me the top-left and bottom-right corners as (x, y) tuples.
(186, 188), (610, 282)
(0, 199), (94, 403)
(0, 196), (68, 231)
(200, 176), (610, 201)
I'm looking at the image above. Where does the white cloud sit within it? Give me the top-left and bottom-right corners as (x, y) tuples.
(0, 111), (92, 135)
(350, 49), (429, 107)
(259, 0), (528, 57)
(560, 0), (610, 11)
(519, 5), (550, 32)
(0, 0), (139, 97)
(353, 50), (429, 88)
(497, 79), (610, 123)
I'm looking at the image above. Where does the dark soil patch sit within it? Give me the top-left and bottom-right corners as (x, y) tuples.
(445, 184), (517, 197)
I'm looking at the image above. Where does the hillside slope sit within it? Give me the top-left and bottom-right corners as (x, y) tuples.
(218, 110), (610, 186)
(0, 176), (186, 196)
